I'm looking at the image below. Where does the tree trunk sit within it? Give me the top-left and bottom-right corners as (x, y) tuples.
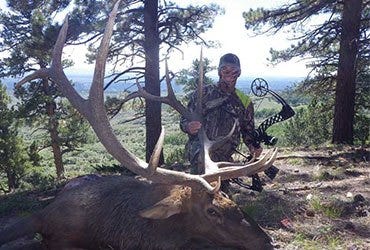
(143, 0), (164, 163)
(332, 0), (363, 144)
(48, 106), (64, 179)
(42, 79), (64, 179)
(6, 169), (17, 192)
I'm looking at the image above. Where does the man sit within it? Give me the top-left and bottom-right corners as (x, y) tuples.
(180, 53), (262, 178)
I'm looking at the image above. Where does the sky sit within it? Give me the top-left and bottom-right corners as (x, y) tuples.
(0, 0), (310, 78)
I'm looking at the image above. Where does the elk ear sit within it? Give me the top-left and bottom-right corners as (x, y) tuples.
(139, 196), (183, 219)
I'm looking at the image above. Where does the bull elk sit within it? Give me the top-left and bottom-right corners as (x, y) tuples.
(0, 1), (277, 249)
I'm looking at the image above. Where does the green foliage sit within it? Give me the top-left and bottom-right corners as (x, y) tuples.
(0, 83), (32, 191)
(243, 2), (366, 67)
(57, 101), (92, 152)
(22, 166), (55, 191)
(280, 86), (311, 107)
(164, 132), (187, 145)
(255, 107), (278, 120)
(292, 232), (343, 250)
(14, 81), (56, 124)
(0, 0), (72, 78)
(176, 57), (216, 96)
(354, 112), (369, 145)
(165, 147), (186, 165)
(28, 141), (43, 167)
(282, 99), (332, 146)
(93, 164), (130, 175)
(0, 1), (88, 178)
(240, 191), (293, 227)
(0, 189), (53, 216)
(353, 69), (370, 145)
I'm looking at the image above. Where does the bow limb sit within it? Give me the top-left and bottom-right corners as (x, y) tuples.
(252, 87), (295, 146)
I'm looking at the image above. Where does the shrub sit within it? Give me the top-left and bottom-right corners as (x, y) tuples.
(165, 147), (186, 165)
(22, 166), (55, 191)
(354, 111), (369, 146)
(282, 99), (332, 146)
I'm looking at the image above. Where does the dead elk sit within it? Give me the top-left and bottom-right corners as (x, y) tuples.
(0, 175), (274, 249)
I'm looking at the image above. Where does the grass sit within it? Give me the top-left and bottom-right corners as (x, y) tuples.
(238, 190), (296, 227)
(292, 232), (343, 250)
(314, 169), (345, 182)
(286, 157), (305, 165)
(308, 195), (343, 219)
(0, 189), (56, 217)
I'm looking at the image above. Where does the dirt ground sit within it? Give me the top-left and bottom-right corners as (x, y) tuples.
(0, 146), (369, 250)
(230, 146), (370, 250)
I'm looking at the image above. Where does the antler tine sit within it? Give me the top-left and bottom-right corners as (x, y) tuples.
(202, 148), (278, 182)
(89, 0), (121, 104)
(164, 59), (175, 98)
(195, 47), (204, 116)
(15, 68), (51, 88)
(147, 126), (165, 175)
(200, 119), (238, 173)
(163, 58), (195, 120)
(135, 60), (195, 121)
(195, 48), (212, 174)
(52, 14), (68, 69)
(204, 119), (238, 153)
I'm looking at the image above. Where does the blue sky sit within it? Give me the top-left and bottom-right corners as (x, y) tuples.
(0, 0), (310, 78)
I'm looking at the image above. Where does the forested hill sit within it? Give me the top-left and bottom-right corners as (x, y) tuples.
(1, 75), (304, 95)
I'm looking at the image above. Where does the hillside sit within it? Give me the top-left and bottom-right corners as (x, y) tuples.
(0, 146), (369, 249)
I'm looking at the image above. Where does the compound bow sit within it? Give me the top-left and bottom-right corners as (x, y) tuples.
(250, 78), (295, 146)
(232, 78), (295, 192)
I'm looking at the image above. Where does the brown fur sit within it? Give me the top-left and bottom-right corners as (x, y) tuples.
(0, 175), (273, 249)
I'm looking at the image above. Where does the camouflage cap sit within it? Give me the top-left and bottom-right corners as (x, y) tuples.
(218, 53), (241, 72)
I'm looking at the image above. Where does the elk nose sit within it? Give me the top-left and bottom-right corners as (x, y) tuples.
(265, 242), (275, 249)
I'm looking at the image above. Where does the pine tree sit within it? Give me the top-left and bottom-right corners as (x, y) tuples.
(244, 0), (369, 145)
(0, 83), (31, 192)
(176, 57), (216, 96)
(0, 0), (90, 178)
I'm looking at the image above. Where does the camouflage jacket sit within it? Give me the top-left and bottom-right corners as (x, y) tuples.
(180, 84), (256, 163)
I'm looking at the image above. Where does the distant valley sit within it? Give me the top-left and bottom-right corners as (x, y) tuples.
(1, 74), (304, 95)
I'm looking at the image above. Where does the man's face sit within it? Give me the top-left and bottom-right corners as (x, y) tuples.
(219, 65), (241, 92)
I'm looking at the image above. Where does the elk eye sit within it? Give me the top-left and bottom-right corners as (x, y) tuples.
(207, 208), (220, 217)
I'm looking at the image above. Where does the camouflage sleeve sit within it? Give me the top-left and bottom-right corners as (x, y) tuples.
(179, 91), (197, 134)
(241, 101), (257, 147)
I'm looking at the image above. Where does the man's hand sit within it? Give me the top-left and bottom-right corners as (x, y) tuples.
(186, 121), (202, 135)
(248, 144), (263, 158)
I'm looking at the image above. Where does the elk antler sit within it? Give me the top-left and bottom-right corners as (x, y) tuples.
(16, 0), (276, 193)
